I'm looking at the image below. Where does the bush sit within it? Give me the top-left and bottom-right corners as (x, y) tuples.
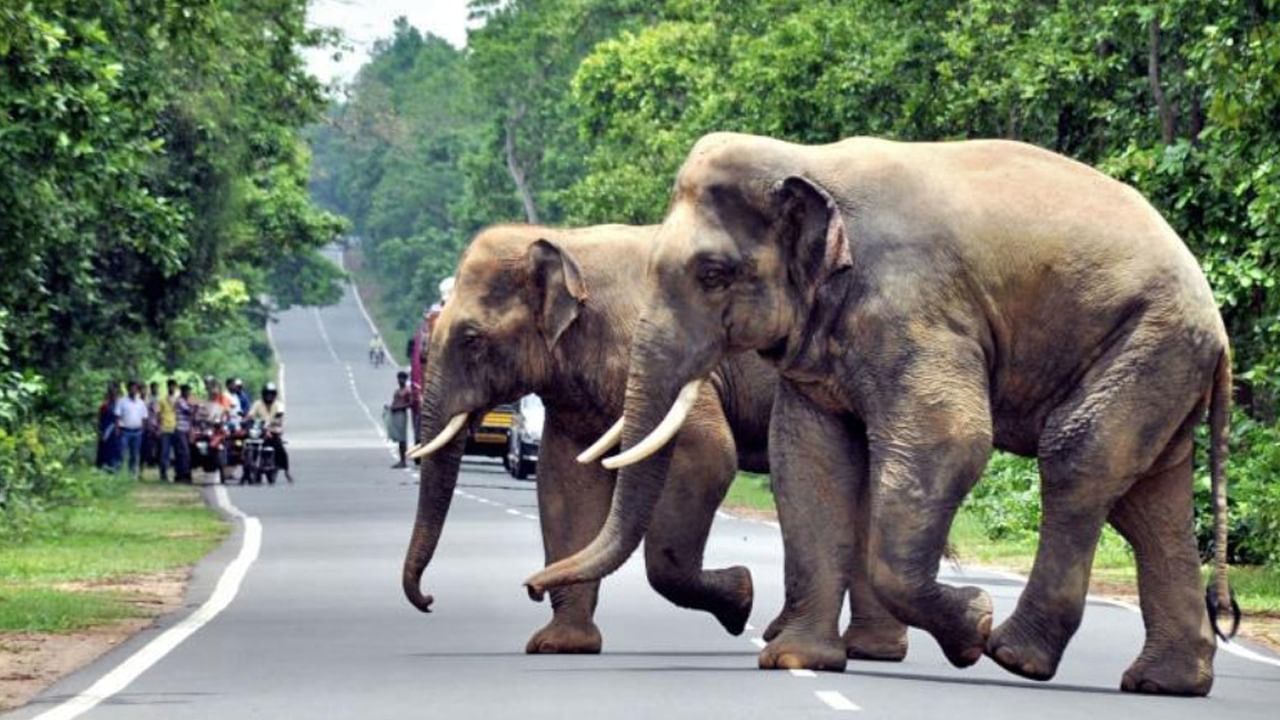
(1195, 415), (1280, 566)
(961, 452), (1041, 542)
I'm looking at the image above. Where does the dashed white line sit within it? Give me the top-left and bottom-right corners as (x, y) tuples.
(815, 691), (860, 712)
(505, 508), (521, 516)
(750, 637), (767, 649)
(789, 669), (817, 678)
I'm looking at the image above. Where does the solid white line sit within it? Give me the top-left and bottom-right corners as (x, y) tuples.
(264, 322), (286, 402)
(339, 245), (404, 371)
(790, 669), (817, 678)
(34, 487), (261, 720)
(971, 567), (1280, 668)
(814, 690), (860, 712)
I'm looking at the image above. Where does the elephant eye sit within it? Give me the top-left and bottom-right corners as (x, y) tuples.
(697, 260), (735, 290)
(460, 326), (485, 349)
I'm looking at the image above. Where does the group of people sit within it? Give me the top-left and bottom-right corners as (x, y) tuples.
(95, 376), (292, 483)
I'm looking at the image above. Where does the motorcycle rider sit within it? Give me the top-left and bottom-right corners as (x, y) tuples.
(249, 382), (293, 483)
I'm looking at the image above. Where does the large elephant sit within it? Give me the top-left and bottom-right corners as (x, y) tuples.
(524, 133), (1233, 696)
(403, 222), (907, 658)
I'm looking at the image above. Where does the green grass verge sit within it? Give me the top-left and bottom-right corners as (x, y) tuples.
(722, 471), (1280, 616)
(724, 472), (774, 512)
(345, 246), (410, 366)
(0, 479), (227, 633)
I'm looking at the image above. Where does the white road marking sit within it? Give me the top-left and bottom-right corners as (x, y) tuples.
(505, 508), (521, 516)
(520, 513), (538, 521)
(264, 321), (286, 402)
(750, 637), (767, 649)
(975, 567), (1280, 668)
(815, 690), (860, 712)
(33, 487), (261, 720)
(744, 623), (756, 631)
(312, 307), (402, 461)
(789, 669), (817, 678)
(339, 247), (405, 371)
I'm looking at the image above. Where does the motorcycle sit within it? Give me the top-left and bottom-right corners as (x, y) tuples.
(240, 418), (278, 485)
(190, 418), (227, 480)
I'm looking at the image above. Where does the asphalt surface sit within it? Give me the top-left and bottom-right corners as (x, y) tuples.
(11, 260), (1280, 719)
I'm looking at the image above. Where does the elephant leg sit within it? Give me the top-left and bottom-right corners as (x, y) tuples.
(757, 381), (856, 672)
(987, 325), (1213, 684)
(1110, 442), (1215, 696)
(644, 400), (753, 635)
(844, 499), (908, 661)
(526, 422), (614, 654)
(865, 342), (994, 668)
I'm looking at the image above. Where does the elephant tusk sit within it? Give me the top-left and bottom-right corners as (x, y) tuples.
(407, 413), (468, 460)
(602, 380), (702, 470)
(576, 418), (624, 464)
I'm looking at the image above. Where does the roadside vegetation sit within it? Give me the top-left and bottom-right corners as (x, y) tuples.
(314, 1), (1280, 643)
(0, 472), (226, 633)
(1, 0), (343, 540)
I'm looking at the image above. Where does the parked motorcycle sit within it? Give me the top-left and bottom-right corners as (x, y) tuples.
(190, 418), (227, 480)
(240, 418), (278, 485)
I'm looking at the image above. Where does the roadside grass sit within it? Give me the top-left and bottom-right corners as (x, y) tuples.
(724, 472), (774, 513)
(723, 472), (1280, 620)
(0, 477), (227, 633)
(344, 246), (410, 366)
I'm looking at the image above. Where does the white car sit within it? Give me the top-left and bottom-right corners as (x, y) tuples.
(504, 394), (544, 480)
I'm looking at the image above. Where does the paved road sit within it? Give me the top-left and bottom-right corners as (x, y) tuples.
(12, 266), (1280, 719)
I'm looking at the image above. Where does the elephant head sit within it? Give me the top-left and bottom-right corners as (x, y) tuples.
(403, 228), (591, 612)
(525, 133), (848, 595)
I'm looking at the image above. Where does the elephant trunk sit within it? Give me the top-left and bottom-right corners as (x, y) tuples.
(402, 367), (467, 612)
(525, 318), (687, 597)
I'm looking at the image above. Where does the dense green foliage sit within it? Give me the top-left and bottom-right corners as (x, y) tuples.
(312, 0), (1280, 568)
(1, 1), (346, 527)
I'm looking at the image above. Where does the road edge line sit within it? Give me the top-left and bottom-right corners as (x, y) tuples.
(32, 487), (262, 720)
(339, 243), (403, 371)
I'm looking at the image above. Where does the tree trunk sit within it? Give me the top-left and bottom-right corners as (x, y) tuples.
(1147, 18), (1177, 145)
(504, 104), (540, 224)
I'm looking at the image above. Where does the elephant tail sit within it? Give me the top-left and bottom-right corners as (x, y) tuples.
(1206, 349), (1238, 640)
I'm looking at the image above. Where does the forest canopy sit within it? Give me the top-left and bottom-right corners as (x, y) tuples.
(311, 0), (1280, 563)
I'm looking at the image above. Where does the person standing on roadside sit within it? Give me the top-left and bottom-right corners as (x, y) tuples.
(116, 381), (148, 478)
(387, 371), (413, 469)
(233, 378), (251, 418)
(144, 381), (161, 468)
(96, 382), (122, 470)
(174, 383), (195, 482)
(157, 379), (179, 482)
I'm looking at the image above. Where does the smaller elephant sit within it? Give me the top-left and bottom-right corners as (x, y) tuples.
(526, 133), (1233, 696)
(403, 223), (906, 659)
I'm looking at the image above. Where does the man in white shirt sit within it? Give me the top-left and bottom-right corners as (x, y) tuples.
(115, 381), (148, 477)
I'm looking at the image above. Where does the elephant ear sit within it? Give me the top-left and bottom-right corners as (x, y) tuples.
(527, 238), (589, 350)
(770, 176), (852, 302)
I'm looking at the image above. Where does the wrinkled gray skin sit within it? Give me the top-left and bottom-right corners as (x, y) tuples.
(525, 134), (1232, 696)
(404, 223), (906, 657)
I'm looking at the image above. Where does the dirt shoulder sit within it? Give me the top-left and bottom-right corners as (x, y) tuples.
(0, 479), (227, 711)
(0, 571), (188, 710)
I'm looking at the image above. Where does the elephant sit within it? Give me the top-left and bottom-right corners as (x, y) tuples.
(402, 222), (908, 658)
(524, 133), (1233, 696)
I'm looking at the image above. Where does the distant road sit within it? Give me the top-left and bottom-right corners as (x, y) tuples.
(11, 256), (1280, 719)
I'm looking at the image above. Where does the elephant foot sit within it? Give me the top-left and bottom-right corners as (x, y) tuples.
(758, 629), (847, 672)
(709, 566), (754, 636)
(525, 619), (602, 654)
(931, 585), (992, 668)
(761, 607), (793, 642)
(1120, 647), (1214, 697)
(985, 610), (1066, 681)
(843, 618), (908, 662)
